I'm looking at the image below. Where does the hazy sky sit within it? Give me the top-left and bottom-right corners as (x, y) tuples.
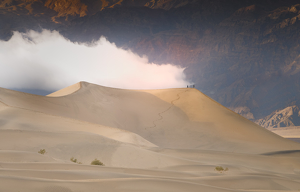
(0, 30), (190, 92)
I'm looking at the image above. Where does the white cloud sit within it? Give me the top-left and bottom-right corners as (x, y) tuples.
(0, 30), (190, 91)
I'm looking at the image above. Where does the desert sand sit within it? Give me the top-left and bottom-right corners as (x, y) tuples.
(0, 81), (300, 192)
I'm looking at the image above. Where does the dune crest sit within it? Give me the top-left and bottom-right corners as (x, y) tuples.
(47, 82), (81, 97)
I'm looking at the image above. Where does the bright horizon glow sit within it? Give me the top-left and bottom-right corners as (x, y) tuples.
(0, 30), (191, 92)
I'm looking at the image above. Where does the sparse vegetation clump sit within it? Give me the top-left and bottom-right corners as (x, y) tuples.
(38, 149), (46, 155)
(215, 166), (228, 172)
(70, 157), (77, 163)
(70, 157), (82, 164)
(91, 158), (104, 166)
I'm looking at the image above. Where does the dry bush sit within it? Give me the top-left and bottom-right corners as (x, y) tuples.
(91, 158), (104, 166)
(215, 166), (228, 172)
(70, 157), (77, 163)
(38, 149), (46, 155)
(70, 157), (82, 164)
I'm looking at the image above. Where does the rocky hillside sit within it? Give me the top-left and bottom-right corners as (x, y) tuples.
(1, 0), (300, 125)
(0, 0), (196, 21)
(255, 105), (300, 128)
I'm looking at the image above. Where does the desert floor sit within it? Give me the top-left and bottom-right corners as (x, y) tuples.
(0, 82), (300, 192)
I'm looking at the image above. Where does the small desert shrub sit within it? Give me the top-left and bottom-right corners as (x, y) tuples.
(215, 166), (228, 172)
(215, 166), (224, 171)
(91, 158), (104, 166)
(70, 157), (82, 164)
(70, 157), (77, 163)
(38, 149), (46, 155)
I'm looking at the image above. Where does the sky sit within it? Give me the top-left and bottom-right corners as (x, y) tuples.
(0, 29), (190, 94)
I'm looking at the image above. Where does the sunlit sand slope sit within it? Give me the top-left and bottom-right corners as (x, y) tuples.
(47, 82), (81, 97)
(0, 82), (300, 192)
(142, 88), (300, 152)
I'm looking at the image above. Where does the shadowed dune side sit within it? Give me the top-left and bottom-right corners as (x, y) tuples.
(0, 103), (157, 148)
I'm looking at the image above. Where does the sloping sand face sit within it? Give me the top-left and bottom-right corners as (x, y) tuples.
(47, 82), (81, 97)
(0, 82), (300, 191)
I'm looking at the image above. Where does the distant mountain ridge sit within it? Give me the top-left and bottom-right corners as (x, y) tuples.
(0, 0), (195, 20)
(256, 105), (300, 128)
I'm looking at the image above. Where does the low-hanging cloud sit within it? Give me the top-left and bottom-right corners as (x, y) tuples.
(0, 29), (190, 92)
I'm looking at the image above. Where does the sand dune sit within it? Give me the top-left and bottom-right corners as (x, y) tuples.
(268, 126), (300, 138)
(0, 82), (300, 191)
(0, 82), (298, 152)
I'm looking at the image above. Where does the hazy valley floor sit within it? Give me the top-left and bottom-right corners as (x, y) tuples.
(0, 82), (300, 191)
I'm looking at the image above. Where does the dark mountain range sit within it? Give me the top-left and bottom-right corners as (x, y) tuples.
(1, 0), (300, 125)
